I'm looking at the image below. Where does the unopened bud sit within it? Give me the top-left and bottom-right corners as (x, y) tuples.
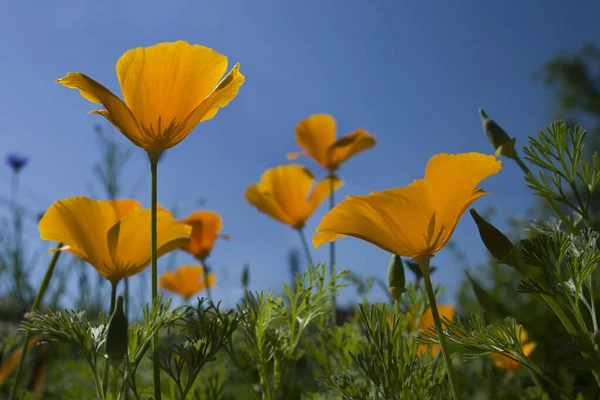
(241, 263), (250, 289)
(466, 271), (509, 320)
(479, 108), (518, 159)
(387, 254), (406, 300)
(106, 296), (128, 367)
(470, 209), (517, 267)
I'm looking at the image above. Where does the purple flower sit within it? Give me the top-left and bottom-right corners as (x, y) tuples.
(6, 153), (29, 173)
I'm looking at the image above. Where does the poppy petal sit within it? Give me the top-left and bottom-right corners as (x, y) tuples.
(313, 180), (437, 258)
(307, 175), (343, 214)
(329, 128), (376, 168)
(245, 185), (296, 227)
(116, 41), (228, 130)
(39, 197), (115, 272)
(56, 73), (143, 147)
(295, 114), (337, 168)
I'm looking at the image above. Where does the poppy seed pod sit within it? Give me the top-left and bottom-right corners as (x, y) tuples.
(241, 264), (250, 289)
(470, 209), (516, 265)
(106, 296), (128, 367)
(479, 109), (518, 159)
(387, 254), (406, 300)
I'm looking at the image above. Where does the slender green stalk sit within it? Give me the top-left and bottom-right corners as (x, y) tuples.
(512, 154), (579, 235)
(328, 171), (337, 325)
(148, 153), (162, 400)
(418, 256), (460, 400)
(9, 242), (63, 400)
(102, 280), (119, 395)
(199, 257), (213, 303)
(297, 228), (314, 268)
(111, 367), (120, 400)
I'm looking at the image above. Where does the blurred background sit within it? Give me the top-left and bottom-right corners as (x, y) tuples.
(1, 0), (600, 315)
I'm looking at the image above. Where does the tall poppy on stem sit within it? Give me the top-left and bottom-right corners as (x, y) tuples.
(57, 41), (244, 400)
(289, 114), (376, 322)
(178, 211), (229, 302)
(159, 265), (216, 302)
(313, 152), (502, 399)
(245, 164), (343, 268)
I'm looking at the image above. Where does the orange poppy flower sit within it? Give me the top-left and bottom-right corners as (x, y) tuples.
(245, 165), (343, 229)
(288, 114), (376, 171)
(159, 265), (216, 299)
(57, 41), (244, 155)
(489, 328), (537, 370)
(313, 153), (501, 258)
(414, 305), (455, 355)
(0, 335), (42, 387)
(39, 196), (191, 281)
(178, 211), (229, 260)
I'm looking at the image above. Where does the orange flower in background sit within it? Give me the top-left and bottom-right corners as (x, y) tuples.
(0, 336), (42, 387)
(489, 328), (537, 370)
(178, 211), (229, 260)
(57, 41), (245, 154)
(39, 196), (191, 281)
(414, 305), (455, 355)
(159, 265), (216, 299)
(288, 114), (376, 171)
(313, 153), (502, 258)
(245, 164), (343, 229)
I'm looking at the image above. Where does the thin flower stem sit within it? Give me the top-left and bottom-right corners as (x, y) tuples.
(111, 367), (119, 400)
(9, 242), (63, 400)
(418, 256), (461, 400)
(199, 257), (213, 303)
(148, 153), (162, 400)
(328, 171), (337, 325)
(124, 278), (129, 320)
(297, 228), (314, 268)
(512, 155), (579, 235)
(102, 280), (119, 395)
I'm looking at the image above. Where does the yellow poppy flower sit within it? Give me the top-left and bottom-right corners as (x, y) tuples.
(39, 196), (191, 281)
(313, 153), (502, 258)
(178, 211), (229, 260)
(57, 41), (245, 154)
(288, 114), (376, 171)
(245, 164), (343, 229)
(159, 265), (216, 299)
(106, 199), (142, 219)
(489, 328), (537, 370)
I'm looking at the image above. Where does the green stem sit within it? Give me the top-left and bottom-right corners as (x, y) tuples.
(148, 153), (162, 400)
(527, 362), (575, 400)
(328, 171), (337, 325)
(9, 242), (63, 400)
(513, 155), (579, 235)
(418, 256), (461, 400)
(102, 280), (119, 395)
(111, 366), (120, 400)
(297, 228), (314, 268)
(199, 257), (213, 304)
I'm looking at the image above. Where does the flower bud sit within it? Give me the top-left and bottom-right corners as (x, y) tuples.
(479, 108), (518, 159)
(387, 254), (406, 300)
(106, 296), (128, 367)
(470, 209), (517, 267)
(241, 263), (250, 289)
(466, 271), (509, 320)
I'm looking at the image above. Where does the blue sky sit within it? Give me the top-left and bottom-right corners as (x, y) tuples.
(1, 1), (599, 310)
